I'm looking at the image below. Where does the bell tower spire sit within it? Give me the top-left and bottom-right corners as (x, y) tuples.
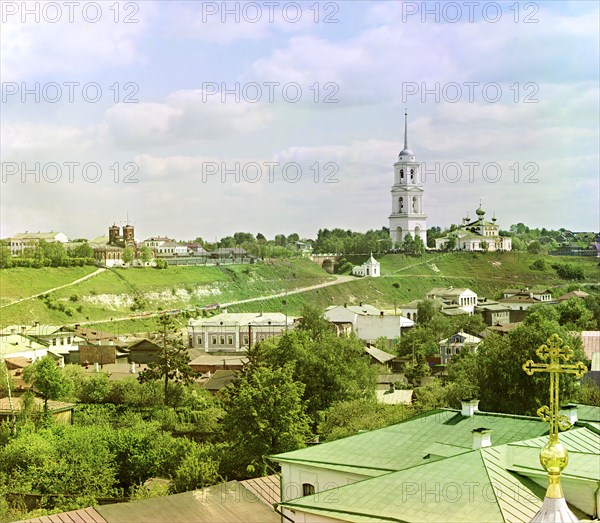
(389, 111), (426, 246)
(404, 109), (408, 151)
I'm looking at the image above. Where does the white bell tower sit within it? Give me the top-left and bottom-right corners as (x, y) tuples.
(389, 111), (427, 246)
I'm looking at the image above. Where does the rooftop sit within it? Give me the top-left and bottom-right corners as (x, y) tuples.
(271, 409), (551, 477)
(189, 312), (293, 327)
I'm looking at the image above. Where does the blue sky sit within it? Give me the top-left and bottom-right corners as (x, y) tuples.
(1, 0), (598, 241)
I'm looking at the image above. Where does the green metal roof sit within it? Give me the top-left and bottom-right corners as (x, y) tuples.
(574, 404), (600, 423)
(280, 448), (544, 523)
(271, 409), (550, 474)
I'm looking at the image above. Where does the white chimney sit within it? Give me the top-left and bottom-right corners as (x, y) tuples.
(559, 404), (578, 425)
(461, 398), (480, 417)
(472, 428), (492, 449)
(94, 362), (100, 373)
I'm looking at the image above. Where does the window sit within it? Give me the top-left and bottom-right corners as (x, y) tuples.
(243, 335), (249, 345)
(220, 335), (225, 345)
(211, 335), (217, 345)
(227, 335), (234, 345)
(197, 335), (203, 345)
(302, 483), (315, 496)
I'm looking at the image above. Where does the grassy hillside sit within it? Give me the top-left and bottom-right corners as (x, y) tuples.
(1, 253), (597, 333)
(228, 252), (599, 315)
(0, 259), (334, 327)
(0, 266), (98, 305)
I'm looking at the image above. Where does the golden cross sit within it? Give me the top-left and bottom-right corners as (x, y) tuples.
(523, 333), (587, 441)
(523, 333), (588, 501)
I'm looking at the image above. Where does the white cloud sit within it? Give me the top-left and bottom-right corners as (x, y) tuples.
(1, 0), (153, 81)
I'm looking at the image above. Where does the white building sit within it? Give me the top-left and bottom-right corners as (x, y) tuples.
(389, 112), (427, 246)
(323, 304), (414, 348)
(426, 287), (478, 314)
(439, 331), (482, 365)
(351, 254), (380, 277)
(435, 205), (512, 252)
(187, 311), (295, 352)
(7, 231), (69, 256)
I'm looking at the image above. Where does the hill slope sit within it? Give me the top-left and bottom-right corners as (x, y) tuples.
(0, 253), (597, 333)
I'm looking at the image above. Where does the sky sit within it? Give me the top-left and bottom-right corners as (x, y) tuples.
(1, 0), (599, 242)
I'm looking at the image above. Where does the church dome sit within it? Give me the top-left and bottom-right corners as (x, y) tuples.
(399, 148), (414, 158)
(476, 206), (485, 217)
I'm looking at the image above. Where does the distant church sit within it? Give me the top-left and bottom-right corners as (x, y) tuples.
(352, 254), (380, 278)
(90, 221), (137, 267)
(389, 112), (427, 246)
(435, 205), (512, 252)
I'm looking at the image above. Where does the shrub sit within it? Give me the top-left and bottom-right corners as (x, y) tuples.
(530, 259), (548, 271)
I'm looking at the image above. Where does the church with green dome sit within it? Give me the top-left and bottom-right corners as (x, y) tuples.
(434, 204), (512, 252)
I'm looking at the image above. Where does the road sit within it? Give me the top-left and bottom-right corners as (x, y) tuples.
(68, 274), (355, 326)
(0, 268), (106, 309)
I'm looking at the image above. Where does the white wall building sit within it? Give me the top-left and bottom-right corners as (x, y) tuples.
(351, 254), (380, 277)
(7, 231), (69, 256)
(187, 311), (295, 352)
(426, 287), (478, 314)
(389, 112), (427, 246)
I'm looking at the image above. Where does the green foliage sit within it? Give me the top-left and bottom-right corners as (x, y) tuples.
(0, 360), (14, 397)
(22, 356), (71, 410)
(129, 480), (170, 501)
(416, 300), (436, 325)
(249, 308), (377, 420)
(68, 242), (93, 259)
(572, 378), (600, 406)
(530, 258), (548, 271)
(555, 298), (595, 330)
(222, 364), (312, 478)
(318, 398), (413, 441)
(140, 246), (153, 263)
(552, 262), (585, 280)
(475, 317), (586, 415)
(413, 380), (448, 411)
(123, 247), (134, 265)
(313, 228), (392, 255)
(0, 426), (117, 499)
(526, 241), (544, 254)
(444, 350), (480, 408)
(138, 315), (197, 405)
(0, 241), (12, 269)
(171, 443), (220, 493)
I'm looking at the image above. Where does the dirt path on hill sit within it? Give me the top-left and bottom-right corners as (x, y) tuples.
(0, 268), (106, 309)
(68, 274), (355, 326)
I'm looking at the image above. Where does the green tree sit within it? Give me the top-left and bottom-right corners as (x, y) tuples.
(69, 242), (93, 258)
(556, 299), (595, 330)
(476, 318), (585, 415)
(318, 398), (413, 441)
(0, 360), (14, 397)
(446, 235), (457, 251)
(0, 241), (13, 268)
(140, 245), (153, 264)
(416, 300), (436, 325)
(23, 356), (70, 412)
(123, 247), (134, 265)
(222, 364), (312, 477)
(138, 315), (197, 405)
(527, 240), (544, 254)
(171, 442), (220, 493)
